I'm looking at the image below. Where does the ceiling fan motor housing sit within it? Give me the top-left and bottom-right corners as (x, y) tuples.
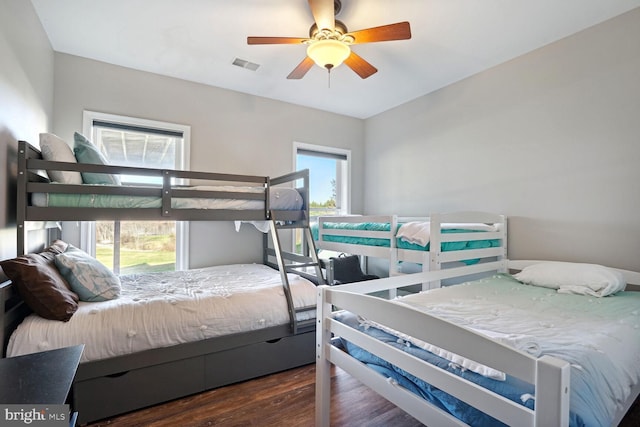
(309, 20), (348, 39)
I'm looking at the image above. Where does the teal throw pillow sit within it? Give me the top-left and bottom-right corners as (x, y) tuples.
(73, 132), (121, 185)
(54, 245), (121, 302)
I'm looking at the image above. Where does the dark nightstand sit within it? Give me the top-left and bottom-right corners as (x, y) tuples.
(0, 345), (83, 425)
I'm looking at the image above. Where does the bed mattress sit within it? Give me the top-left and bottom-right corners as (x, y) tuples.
(7, 263), (317, 363)
(337, 274), (640, 427)
(31, 185), (303, 210)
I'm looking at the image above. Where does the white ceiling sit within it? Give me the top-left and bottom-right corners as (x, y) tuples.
(30, 0), (640, 119)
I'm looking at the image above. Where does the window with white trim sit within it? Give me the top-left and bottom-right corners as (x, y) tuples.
(81, 111), (191, 274)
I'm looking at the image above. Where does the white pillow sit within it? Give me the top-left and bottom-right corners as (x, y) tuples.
(513, 261), (626, 297)
(39, 133), (83, 184)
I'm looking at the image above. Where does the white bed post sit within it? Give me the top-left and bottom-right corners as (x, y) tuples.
(498, 215), (508, 273)
(428, 213), (442, 289)
(315, 285), (332, 427)
(534, 355), (571, 427)
(389, 215), (400, 277)
(387, 215), (400, 298)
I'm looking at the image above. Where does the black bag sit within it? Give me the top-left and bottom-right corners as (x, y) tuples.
(329, 254), (379, 285)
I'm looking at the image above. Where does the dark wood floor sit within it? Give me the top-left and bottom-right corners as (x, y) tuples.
(86, 363), (640, 427)
(85, 364), (421, 427)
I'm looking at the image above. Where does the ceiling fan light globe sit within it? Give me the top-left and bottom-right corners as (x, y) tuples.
(307, 39), (350, 70)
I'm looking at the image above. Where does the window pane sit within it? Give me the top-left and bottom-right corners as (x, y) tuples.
(297, 153), (342, 217)
(84, 111), (189, 274)
(95, 221), (176, 274)
(295, 144), (350, 258)
(95, 128), (178, 185)
(92, 126), (180, 273)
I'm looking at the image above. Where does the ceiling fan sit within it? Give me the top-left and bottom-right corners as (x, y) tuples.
(247, 0), (411, 79)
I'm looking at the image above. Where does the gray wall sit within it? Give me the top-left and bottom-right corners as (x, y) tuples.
(3, 2), (638, 273)
(0, 0), (54, 261)
(364, 8), (640, 271)
(51, 54), (365, 267)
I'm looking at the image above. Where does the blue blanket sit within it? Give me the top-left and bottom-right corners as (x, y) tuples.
(334, 310), (586, 427)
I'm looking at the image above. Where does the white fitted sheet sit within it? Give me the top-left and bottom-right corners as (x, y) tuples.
(7, 263), (317, 363)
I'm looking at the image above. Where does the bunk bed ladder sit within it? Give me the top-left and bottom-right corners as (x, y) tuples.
(265, 212), (326, 335)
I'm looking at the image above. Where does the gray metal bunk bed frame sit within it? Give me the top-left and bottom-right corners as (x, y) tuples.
(3, 140), (325, 424)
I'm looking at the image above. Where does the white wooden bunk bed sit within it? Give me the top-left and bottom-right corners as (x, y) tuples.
(1, 140), (325, 424)
(316, 260), (640, 427)
(315, 212), (507, 283)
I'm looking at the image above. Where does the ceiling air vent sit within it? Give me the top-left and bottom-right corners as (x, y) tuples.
(232, 58), (260, 71)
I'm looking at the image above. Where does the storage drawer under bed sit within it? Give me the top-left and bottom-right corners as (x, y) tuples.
(73, 355), (205, 424)
(204, 330), (316, 388)
(70, 331), (316, 424)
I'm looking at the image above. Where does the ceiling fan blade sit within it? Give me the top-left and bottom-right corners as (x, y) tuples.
(308, 0), (335, 31)
(344, 51), (378, 79)
(247, 36), (309, 45)
(287, 56), (315, 79)
(347, 21), (412, 44)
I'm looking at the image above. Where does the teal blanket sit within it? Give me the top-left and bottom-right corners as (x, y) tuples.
(312, 222), (500, 253)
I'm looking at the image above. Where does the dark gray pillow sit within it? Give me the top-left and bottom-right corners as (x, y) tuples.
(0, 241), (79, 322)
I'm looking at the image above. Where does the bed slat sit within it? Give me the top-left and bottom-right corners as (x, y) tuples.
(329, 320), (536, 426)
(328, 346), (468, 427)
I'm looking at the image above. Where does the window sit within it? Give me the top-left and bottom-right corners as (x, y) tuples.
(294, 142), (351, 218)
(81, 111), (191, 274)
(293, 142), (350, 257)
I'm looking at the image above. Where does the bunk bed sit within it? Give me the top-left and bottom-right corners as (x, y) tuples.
(1, 140), (325, 424)
(315, 212), (507, 282)
(316, 260), (640, 427)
